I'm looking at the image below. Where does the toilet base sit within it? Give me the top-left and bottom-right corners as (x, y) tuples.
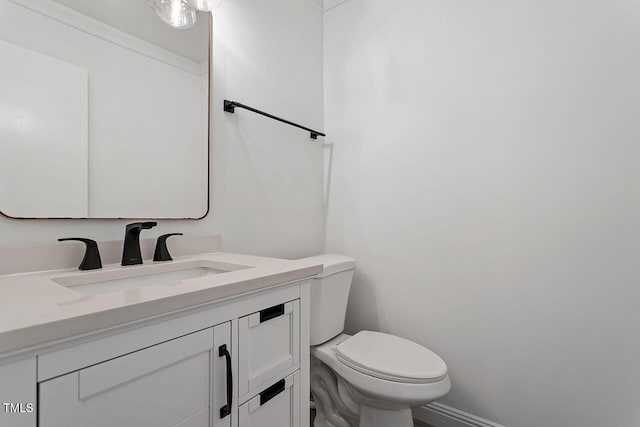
(311, 358), (416, 427)
(311, 359), (359, 427)
(314, 405), (414, 427)
(359, 405), (414, 427)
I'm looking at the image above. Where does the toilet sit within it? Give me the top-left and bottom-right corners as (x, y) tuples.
(301, 254), (451, 427)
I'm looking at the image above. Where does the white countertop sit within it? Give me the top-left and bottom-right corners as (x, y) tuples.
(0, 252), (322, 355)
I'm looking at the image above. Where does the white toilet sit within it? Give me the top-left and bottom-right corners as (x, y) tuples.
(301, 254), (451, 427)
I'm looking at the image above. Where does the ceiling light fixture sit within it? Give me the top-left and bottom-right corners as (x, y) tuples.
(147, 0), (222, 30)
(186, 0), (222, 12)
(147, 0), (196, 29)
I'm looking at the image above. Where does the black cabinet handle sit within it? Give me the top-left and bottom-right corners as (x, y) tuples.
(58, 238), (102, 271)
(260, 379), (286, 406)
(260, 304), (285, 323)
(219, 344), (233, 418)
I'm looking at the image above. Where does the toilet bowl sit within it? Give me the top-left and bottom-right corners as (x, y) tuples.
(301, 254), (451, 427)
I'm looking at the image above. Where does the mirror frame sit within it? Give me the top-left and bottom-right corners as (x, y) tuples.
(0, 14), (211, 221)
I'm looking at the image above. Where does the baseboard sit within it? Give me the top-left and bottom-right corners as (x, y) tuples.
(413, 402), (505, 427)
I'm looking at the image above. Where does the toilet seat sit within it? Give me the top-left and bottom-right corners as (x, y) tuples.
(335, 331), (448, 384)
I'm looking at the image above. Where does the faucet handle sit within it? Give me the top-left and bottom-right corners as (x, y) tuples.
(58, 238), (102, 271)
(153, 233), (183, 262)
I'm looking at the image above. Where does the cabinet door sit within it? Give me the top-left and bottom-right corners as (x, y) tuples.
(238, 300), (300, 397)
(0, 358), (36, 427)
(238, 372), (299, 427)
(40, 324), (232, 427)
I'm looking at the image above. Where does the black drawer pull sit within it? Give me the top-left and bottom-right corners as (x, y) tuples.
(260, 379), (286, 406)
(260, 304), (285, 323)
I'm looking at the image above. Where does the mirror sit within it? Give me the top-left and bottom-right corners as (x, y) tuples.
(0, 0), (210, 219)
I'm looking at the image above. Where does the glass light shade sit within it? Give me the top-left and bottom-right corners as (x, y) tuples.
(186, 0), (222, 12)
(155, 0), (197, 29)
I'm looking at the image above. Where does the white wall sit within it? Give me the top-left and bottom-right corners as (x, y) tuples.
(324, 1), (640, 426)
(0, 0), (325, 259)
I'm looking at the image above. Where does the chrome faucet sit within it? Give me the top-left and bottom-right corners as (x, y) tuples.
(121, 222), (157, 266)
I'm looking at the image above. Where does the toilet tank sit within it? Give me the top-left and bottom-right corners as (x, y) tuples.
(300, 254), (355, 346)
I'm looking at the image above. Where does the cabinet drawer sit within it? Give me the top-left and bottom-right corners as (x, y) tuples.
(238, 372), (300, 427)
(238, 300), (300, 396)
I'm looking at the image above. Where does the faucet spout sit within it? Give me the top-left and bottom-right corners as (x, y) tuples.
(121, 222), (157, 266)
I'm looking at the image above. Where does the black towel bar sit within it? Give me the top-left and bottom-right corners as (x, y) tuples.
(224, 100), (326, 140)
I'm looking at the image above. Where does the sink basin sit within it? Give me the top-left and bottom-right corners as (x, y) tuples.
(52, 259), (249, 297)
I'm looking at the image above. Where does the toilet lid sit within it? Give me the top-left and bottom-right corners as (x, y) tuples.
(335, 331), (447, 383)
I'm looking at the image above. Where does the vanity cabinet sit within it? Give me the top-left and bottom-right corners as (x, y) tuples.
(0, 279), (311, 427)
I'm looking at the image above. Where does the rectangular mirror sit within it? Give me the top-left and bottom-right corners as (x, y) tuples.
(0, 0), (210, 219)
